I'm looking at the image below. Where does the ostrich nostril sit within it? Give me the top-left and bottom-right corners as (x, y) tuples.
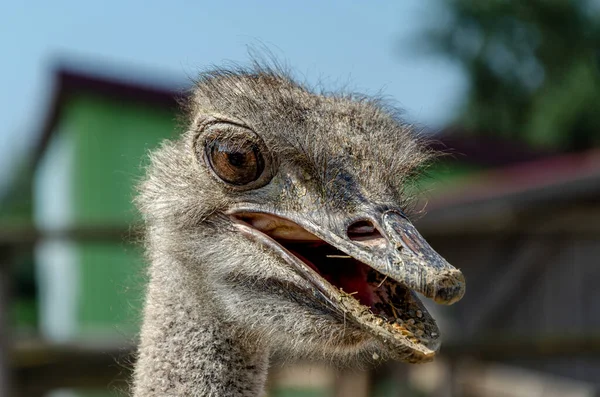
(347, 220), (381, 241)
(347, 219), (374, 236)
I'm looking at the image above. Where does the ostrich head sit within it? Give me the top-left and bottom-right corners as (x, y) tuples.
(137, 66), (465, 366)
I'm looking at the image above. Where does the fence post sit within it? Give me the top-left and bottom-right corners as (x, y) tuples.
(0, 246), (12, 397)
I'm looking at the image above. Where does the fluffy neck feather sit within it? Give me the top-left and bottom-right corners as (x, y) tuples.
(132, 258), (269, 396)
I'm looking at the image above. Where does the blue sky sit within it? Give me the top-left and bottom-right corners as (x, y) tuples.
(0, 0), (465, 192)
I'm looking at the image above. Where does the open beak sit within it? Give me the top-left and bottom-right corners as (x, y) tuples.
(228, 206), (465, 363)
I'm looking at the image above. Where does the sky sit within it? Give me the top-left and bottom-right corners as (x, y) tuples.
(0, 0), (465, 193)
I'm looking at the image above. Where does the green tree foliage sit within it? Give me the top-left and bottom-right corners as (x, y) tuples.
(420, 0), (600, 150)
(0, 160), (36, 330)
(0, 160), (33, 224)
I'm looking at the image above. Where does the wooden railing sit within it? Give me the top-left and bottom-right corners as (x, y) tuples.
(0, 224), (134, 397)
(2, 225), (600, 396)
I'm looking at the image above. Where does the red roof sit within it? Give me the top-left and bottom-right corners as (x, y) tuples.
(422, 147), (600, 224)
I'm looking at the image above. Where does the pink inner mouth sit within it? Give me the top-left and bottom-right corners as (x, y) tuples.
(283, 241), (375, 308)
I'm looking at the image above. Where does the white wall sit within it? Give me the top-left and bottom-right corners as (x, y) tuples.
(33, 128), (80, 342)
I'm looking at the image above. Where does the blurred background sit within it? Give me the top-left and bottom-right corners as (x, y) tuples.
(1, 0), (599, 396)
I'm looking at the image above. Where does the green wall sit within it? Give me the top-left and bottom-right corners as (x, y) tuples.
(65, 93), (178, 336)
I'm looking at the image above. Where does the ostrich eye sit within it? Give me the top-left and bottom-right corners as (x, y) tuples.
(206, 139), (265, 186)
(198, 124), (274, 189)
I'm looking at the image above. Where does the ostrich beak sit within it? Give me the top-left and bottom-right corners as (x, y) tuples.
(229, 205), (465, 361)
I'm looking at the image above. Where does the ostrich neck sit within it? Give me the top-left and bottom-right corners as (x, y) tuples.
(132, 260), (269, 397)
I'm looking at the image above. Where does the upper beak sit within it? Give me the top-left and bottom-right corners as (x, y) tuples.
(306, 208), (465, 305)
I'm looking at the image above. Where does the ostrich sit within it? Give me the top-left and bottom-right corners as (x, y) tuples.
(132, 65), (465, 396)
